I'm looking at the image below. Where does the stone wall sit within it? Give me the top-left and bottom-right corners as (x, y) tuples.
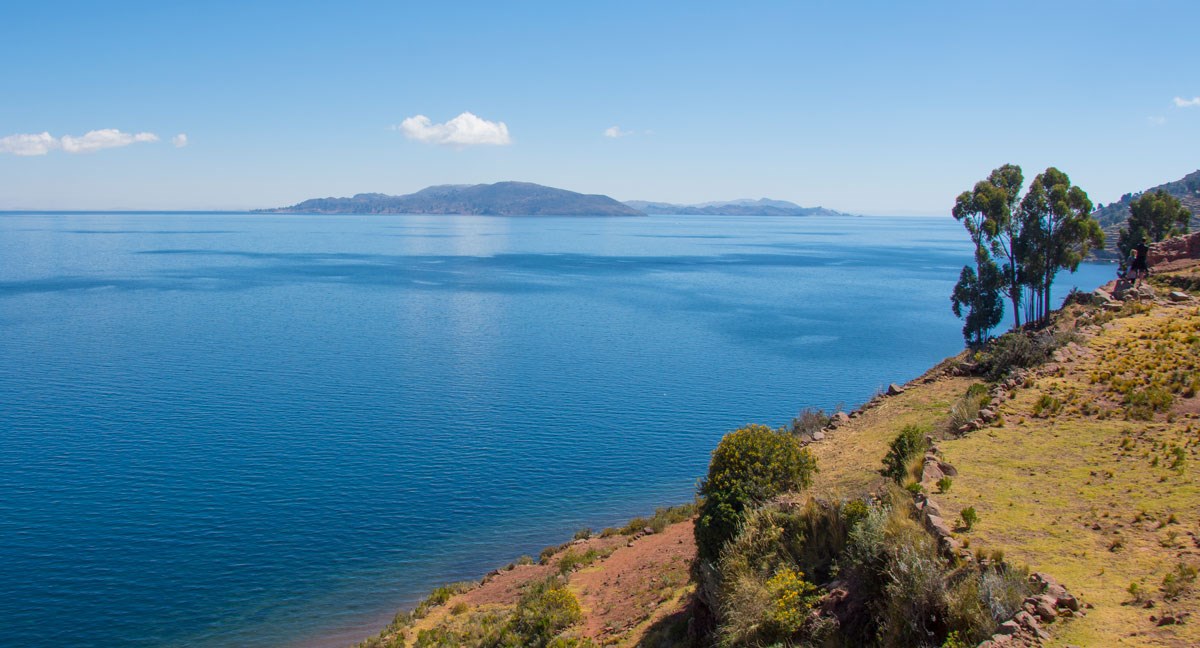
(1148, 231), (1200, 267)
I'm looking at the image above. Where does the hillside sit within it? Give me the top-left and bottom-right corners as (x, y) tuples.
(624, 198), (845, 216)
(356, 239), (1200, 648)
(1094, 169), (1200, 253)
(259, 182), (643, 216)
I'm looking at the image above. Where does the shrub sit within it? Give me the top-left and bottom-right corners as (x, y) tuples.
(960, 507), (978, 531)
(508, 578), (583, 647)
(937, 477), (953, 493)
(976, 330), (1077, 381)
(949, 384), (990, 430)
(696, 424), (817, 563)
(882, 425), (929, 483)
(789, 407), (830, 437)
(556, 548), (602, 575)
(766, 568), (821, 633)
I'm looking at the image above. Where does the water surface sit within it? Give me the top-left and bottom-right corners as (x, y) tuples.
(0, 213), (1113, 647)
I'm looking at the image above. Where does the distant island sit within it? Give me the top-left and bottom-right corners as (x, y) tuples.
(624, 198), (846, 217)
(258, 182), (643, 216)
(259, 182), (845, 217)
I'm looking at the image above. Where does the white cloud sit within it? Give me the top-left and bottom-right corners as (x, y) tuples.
(604, 125), (632, 138)
(0, 128), (162, 155)
(1148, 116), (1167, 126)
(0, 132), (60, 156)
(1173, 96), (1200, 108)
(397, 111), (511, 147)
(172, 133), (189, 148)
(60, 129), (158, 153)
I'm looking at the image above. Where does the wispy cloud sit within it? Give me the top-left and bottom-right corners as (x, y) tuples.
(396, 112), (511, 147)
(0, 132), (59, 156)
(0, 128), (161, 156)
(1173, 96), (1200, 108)
(1148, 116), (1167, 126)
(61, 129), (158, 153)
(172, 133), (189, 148)
(604, 125), (632, 138)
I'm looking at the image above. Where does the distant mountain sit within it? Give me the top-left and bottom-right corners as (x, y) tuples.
(259, 182), (643, 216)
(1094, 168), (1200, 231)
(624, 198), (846, 216)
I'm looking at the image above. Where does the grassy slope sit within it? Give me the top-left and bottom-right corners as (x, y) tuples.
(797, 273), (1200, 646)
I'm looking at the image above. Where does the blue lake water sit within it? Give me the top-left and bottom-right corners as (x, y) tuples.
(0, 212), (1113, 647)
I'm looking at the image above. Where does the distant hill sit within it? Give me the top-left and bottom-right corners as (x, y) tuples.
(1092, 169), (1200, 253)
(624, 198), (846, 217)
(259, 182), (643, 216)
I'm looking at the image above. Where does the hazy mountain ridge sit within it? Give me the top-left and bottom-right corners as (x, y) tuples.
(259, 182), (643, 216)
(624, 197), (846, 216)
(1094, 169), (1200, 231)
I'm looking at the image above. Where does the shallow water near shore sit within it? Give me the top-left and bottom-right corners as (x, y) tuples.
(0, 212), (1113, 647)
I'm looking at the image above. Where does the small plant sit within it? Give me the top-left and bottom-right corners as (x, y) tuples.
(515, 555), (534, 566)
(1162, 562), (1198, 600)
(942, 630), (970, 648)
(959, 506), (978, 531)
(905, 482), (924, 495)
(882, 424), (929, 483)
(573, 527), (592, 540)
(1127, 581), (1146, 604)
(937, 476), (953, 493)
(765, 567), (821, 633)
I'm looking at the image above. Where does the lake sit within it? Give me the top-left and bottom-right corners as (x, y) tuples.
(0, 212), (1114, 647)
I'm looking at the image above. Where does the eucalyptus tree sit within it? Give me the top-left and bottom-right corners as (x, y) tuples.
(951, 248), (1004, 347)
(1118, 189), (1192, 256)
(953, 164), (1025, 329)
(1017, 168), (1103, 325)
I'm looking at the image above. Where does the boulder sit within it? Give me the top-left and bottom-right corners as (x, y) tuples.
(1169, 290), (1192, 302)
(938, 460), (958, 477)
(996, 620), (1021, 635)
(832, 411), (851, 425)
(1033, 596), (1058, 622)
(979, 408), (996, 422)
(811, 431), (825, 441)
(924, 514), (953, 539)
(921, 460), (944, 483)
(887, 383), (905, 396)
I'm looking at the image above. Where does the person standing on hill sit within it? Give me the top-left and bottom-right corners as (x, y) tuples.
(1130, 241), (1150, 285)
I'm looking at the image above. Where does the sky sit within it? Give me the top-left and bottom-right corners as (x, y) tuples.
(1, 0), (1197, 214)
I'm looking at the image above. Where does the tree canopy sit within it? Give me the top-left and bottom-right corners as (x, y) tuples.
(1118, 189), (1192, 256)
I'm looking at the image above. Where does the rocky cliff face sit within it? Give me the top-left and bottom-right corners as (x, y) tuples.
(1149, 231), (1200, 267)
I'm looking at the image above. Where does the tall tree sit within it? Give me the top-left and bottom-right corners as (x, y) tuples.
(953, 164), (1025, 329)
(951, 248), (1004, 347)
(1117, 189), (1192, 256)
(1017, 168), (1103, 325)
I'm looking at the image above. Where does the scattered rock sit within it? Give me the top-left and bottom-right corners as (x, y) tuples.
(811, 431), (825, 441)
(996, 620), (1021, 635)
(979, 408), (996, 422)
(1169, 290), (1192, 302)
(1157, 615), (1177, 626)
(887, 383), (905, 396)
(642, 527), (655, 535)
(832, 411), (850, 425)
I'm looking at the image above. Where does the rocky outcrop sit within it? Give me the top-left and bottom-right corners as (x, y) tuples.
(1148, 231), (1200, 267)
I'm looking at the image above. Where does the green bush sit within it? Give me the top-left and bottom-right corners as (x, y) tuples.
(977, 330), (1077, 381)
(508, 577), (583, 647)
(960, 507), (978, 531)
(695, 424), (817, 563)
(881, 425), (928, 484)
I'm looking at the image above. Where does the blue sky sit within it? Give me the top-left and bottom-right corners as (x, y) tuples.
(1, 0), (1197, 214)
